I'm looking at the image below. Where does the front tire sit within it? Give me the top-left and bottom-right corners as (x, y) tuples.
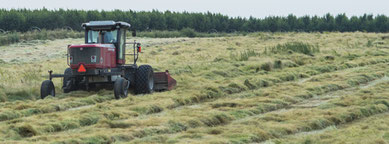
(135, 65), (154, 94)
(114, 77), (129, 99)
(41, 80), (55, 99)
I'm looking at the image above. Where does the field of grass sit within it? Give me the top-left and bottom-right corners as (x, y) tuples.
(0, 28), (241, 46)
(0, 32), (389, 143)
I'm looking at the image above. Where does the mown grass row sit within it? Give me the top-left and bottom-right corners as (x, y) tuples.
(3, 103), (141, 140)
(0, 94), (114, 122)
(224, 105), (389, 143)
(148, 76), (389, 143)
(1, 33), (388, 143)
(131, 67), (388, 141)
(207, 65), (389, 114)
(57, 57), (389, 128)
(274, 110), (389, 143)
(26, 33), (389, 143)
(170, 57), (389, 108)
(11, 113), (100, 138)
(49, 74), (384, 143)
(182, 70), (387, 127)
(39, 56), (388, 135)
(39, 68), (389, 143)
(221, 83), (389, 143)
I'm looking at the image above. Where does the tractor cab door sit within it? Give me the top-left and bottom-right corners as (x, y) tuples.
(117, 29), (126, 65)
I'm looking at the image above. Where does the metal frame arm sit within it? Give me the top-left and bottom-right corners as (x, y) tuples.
(125, 40), (141, 65)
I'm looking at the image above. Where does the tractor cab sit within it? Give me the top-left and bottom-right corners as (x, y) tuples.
(80, 21), (130, 66)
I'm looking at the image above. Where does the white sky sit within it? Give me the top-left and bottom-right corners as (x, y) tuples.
(1, 0), (388, 18)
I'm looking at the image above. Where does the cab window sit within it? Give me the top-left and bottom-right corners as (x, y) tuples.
(87, 30), (118, 44)
(118, 30), (126, 59)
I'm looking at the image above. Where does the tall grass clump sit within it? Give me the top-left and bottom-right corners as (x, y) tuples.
(0, 90), (7, 102)
(15, 124), (39, 137)
(0, 32), (20, 46)
(268, 42), (319, 56)
(180, 28), (197, 38)
(230, 49), (260, 61)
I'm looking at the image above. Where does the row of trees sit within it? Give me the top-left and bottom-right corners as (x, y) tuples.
(0, 8), (388, 33)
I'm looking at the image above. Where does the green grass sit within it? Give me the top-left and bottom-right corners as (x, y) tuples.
(0, 29), (84, 46)
(137, 28), (245, 38)
(268, 42), (319, 56)
(0, 29), (243, 46)
(0, 32), (389, 143)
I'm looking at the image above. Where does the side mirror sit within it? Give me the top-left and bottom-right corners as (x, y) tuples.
(132, 29), (136, 37)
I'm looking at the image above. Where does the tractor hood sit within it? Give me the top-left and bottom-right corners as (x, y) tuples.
(68, 44), (117, 70)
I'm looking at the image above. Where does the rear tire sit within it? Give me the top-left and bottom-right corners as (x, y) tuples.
(114, 77), (129, 99)
(63, 68), (75, 93)
(135, 65), (154, 94)
(41, 80), (55, 99)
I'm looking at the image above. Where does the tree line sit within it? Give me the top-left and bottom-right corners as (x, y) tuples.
(0, 8), (388, 33)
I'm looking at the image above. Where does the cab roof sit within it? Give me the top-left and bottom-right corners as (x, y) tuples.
(82, 21), (131, 31)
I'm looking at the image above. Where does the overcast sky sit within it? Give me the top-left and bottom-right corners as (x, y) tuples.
(1, 0), (388, 18)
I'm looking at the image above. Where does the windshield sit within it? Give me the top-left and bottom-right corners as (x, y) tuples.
(87, 30), (118, 44)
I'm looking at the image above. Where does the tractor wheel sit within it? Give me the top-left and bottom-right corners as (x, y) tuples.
(63, 68), (75, 93)
(114, 77), (129, 99)
(135, 65), (154, 94)
(41, 80), (55, 99)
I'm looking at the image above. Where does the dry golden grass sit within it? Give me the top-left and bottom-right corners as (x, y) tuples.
(0, 32), (389, 143)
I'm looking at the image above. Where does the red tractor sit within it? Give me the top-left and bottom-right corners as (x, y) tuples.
(40, 21), (176, 99)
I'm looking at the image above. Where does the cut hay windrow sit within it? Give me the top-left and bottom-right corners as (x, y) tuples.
(2, 32), (389, 143)
(168, 59), (389, 108)
(44, 68), (389, 143)
(151, 80), (389, 143)
(0, 95), (114, 122)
